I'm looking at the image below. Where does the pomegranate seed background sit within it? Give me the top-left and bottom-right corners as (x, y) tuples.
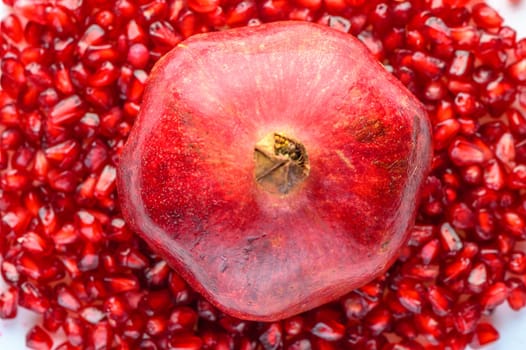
(0, 0), (525, 349)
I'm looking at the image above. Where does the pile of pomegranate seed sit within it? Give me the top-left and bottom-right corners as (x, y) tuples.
(1, 0), (526, 349)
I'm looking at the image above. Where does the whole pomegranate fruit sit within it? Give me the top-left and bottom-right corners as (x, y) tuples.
(117, 21), (432, 321)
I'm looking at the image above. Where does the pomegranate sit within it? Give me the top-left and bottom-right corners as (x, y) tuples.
(117, 21), (432, 321)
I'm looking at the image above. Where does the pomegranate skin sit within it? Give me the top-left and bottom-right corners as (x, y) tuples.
(117, 21), (432, 321)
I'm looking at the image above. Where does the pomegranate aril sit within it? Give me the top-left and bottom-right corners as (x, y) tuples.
(77, 24), (106, 57)
(43, 307), (66, 332)
(19, 281), (50, 314)
(480, 282), (508, 310)
(149, 21), (182, 48)
(259, 322), (283, 349)
(439, 222), (463, 253)
(168, 333), (203, 350)
(138, 289), (173, 317)
(507, 278), (526, 311)
(80, 306), (106, 324)
(64, 316), (85, 346)
(225, 0), (258, 27)
(0, 287), (18, 319)
(414, 313), (443, 342)
(1, 14), (23, 43)
(509, 58), (526, 83)
(467, 263), (488, 293)
(95, 165), (117, 199)
(104, 274), (140, 293)
(26, 325), (53, 350)
(471, 323), (500, 348)
(88, 61), (119, 87)
(364, 306), (391, 335)
(454, 300), (482, 334)
(90, 321), (112, 349)
(310, 318), (345, 341)
(56, 284), (82, 311)
(472, 3), (503, 29)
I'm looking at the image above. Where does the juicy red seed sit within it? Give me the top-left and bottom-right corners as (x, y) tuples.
(80, 306), (106, 324)
(43, 307), (66, 332)
(64, 317), (84, 346)
(310, 319), (345, 341)
(449, 138), (492, 166)
(471, 323), (500, 347)
(56, 284), (82, 312)
(127, 43), (150, 69)
(259, 323), (283, 349)
(19, 282), (50, 314)
(187, 0), (220, 13)
(26, 325), (53, 350)
(168, 334), (203, 350)
(1, 14), (24, 43)
(364, 307), (391, 335)
(167, 306), (197, 331)
(91, 321), (112, 349)
(104, 274), (140, 293)
(480, 282), (508, 310)
(414, 313), (443, 341)
(508, 251), (526, 273)
(467, 263), (488, 293)
(472, 3), (503, 29)
(149, 21), (183, 47)
(454, 301), (482, 334)
(77, 24), (106, 56)
(0, 287), (18, 319)
(439, 222), (463, 252)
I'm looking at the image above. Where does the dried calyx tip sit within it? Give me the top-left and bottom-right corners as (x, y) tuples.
(254, 132), (310, 194)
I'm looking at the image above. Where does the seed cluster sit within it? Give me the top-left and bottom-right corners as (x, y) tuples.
(1, 0), (526, 349)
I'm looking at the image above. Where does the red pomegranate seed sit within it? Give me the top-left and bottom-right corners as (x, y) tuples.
(149, 21), (183, 48)
(127, 43), (150, 69)
(104, 274), (140, 293)
(480, 282), (508, 310)
(64, 316), (85, 346)
(259, 322), (283, 349)
(472, 3), (503, 29)
(414, 313), (443, 342)
(43, 307), (66, 332)
(77, 24), (106, 56)
(439, 222), (463, 252)
(471, 323), (499, 348)
(168, 333), (203, 350)
(19, 281), (50, 314)
(448, 137), (493, 166)
(509, 251), (526, 273)
(310, 319), (345, 341)
(467, 263), (488, 293)
(507, 278), (526, 311)
(90, 321), (112, 349)
(2, 14), (23, 43)
(226, 0), (257, 27)
(56, 284), (82, 311)
(187, 0), (220, 13)
(80, 306), (106, 324)
(0, 287), (18, 319)
(18, 231), (51, 255)
(26, 325), (53, 350)
(454, 300), (481, 335)
(365, 306), (391, 335)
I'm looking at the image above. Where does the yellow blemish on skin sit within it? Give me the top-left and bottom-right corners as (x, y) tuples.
(270, 235), (282, 248)
(335, 150), (354, 171)
(177, 44), (188, 49)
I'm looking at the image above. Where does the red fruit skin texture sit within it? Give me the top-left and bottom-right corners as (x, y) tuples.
(117, 21), (432, 321)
